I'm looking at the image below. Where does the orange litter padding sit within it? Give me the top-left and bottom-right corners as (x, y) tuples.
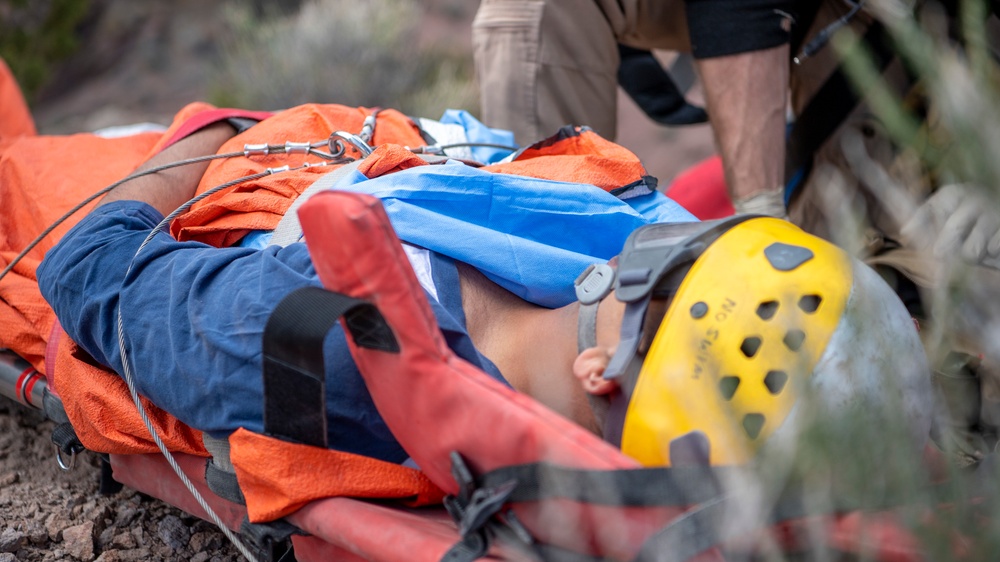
(0, 97), (212, 374)
(51, 337), (207, 456)
(0, 101), (219, 454)
(0, 131), (161, 372)
(0, 58), (36, 140)
(229, 428), (445, 522)
(484, 127), (648, 191)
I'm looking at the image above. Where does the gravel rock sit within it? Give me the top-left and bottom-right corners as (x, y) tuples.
(156, 514), (191, 551)
(0, 528), (25, 553)
(189, 530), (223, 552)
(0, 401), (238, 561)
(61, 521), (94, 560)
(111, 532), (136, 550)
(0, 472), (18, 487)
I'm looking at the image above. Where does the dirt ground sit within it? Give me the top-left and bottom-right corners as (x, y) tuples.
(0, 400), (242, 561)
(0, 2), (718, 561)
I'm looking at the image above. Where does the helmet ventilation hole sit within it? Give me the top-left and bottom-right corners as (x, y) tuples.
(740, 337), (762, 358)
(742, 414), (766, 439)
(756, 301), (779, 320)
(783, 330), (806, 351)
(798, 294), (822, 313)
(718, 376), (740, 400)
(764, 370), (788, 394)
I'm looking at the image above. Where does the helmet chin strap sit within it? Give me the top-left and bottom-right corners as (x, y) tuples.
(575, 262), (654, 445)
(574, 263), (616, 353)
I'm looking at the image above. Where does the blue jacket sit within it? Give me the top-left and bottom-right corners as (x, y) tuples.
(37, 163), (694, 463)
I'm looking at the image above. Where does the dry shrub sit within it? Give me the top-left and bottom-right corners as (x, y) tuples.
(210, 0), (478, 119)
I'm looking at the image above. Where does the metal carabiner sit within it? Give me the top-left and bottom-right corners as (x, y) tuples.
(54, 444), (77, 471)
(328, 131), (374, 158)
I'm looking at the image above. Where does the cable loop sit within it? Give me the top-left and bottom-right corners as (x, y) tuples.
(328, 131), (373, 157)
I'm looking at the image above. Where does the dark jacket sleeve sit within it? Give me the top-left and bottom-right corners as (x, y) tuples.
(684, 0), (796, 58)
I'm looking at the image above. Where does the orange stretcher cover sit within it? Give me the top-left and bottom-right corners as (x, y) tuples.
(0, 62), (655, 526)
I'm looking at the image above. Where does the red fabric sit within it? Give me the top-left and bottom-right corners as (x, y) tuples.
(111, 453), (247, 532)
(159, 108), (274, 150)
(298, 191), (724, 561)
(664, 155), (735, 219)
(288, 500), (468, 562)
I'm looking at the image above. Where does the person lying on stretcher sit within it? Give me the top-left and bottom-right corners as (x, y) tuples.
(31, 111), (937, 471)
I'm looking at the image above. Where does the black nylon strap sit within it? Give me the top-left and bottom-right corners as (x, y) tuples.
(99, 455), (124, 496)
(262, 286), (398, 447)
(634, 487), (869, 561)
(51, 421), (85, 455)
(475, 460), (912, 562)
(477, 463), (729, 507)
(440, 532), (489, 562)
(205, 459), (247, 505)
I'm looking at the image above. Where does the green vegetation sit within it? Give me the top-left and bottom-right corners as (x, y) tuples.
(787, 1), (1000, 558)
(210, 0), (478, 119)
(0, 0), (90, 103)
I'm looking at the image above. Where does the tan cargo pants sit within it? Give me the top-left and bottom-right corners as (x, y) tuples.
(472, 0), (690, 145)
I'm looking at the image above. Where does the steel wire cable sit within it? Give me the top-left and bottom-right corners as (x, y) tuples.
(0, 151), (244, 287)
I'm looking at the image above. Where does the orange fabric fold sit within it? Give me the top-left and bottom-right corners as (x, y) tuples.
(0, 132), (161, 371)
(357, 143), (433, 177)
(171, 105), (425, 246)
(0, 100), (219, 373)
(0, 59), (36, 140)
(484, 127), (648, 191)
(53, 337), (207, 456)
(229, 428), (445, 522)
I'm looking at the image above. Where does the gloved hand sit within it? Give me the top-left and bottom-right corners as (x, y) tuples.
(900, 183), (1000, 268)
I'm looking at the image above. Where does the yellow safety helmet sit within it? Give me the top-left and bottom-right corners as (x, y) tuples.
(574, 216), (933, 467)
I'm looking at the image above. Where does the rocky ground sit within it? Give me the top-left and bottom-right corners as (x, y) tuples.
(0, 401), (241, 561)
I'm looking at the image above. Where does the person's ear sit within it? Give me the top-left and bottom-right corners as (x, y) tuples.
(573, 347), (619, 395)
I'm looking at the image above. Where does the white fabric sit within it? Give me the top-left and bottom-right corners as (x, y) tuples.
(733, 187), (788, 219)
(401, 243), (438, 303)
(93, 122), (168, 138)
(416, 117), (475, 161)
